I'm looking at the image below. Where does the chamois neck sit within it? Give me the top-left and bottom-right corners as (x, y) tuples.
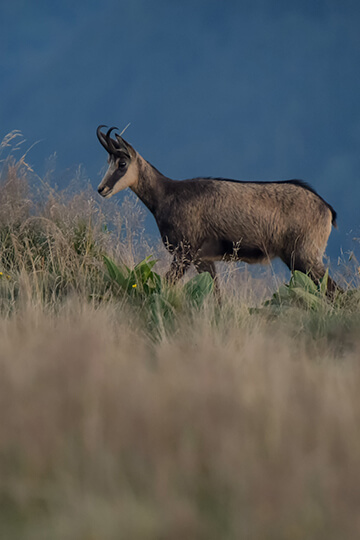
(131, 155), (168, 216)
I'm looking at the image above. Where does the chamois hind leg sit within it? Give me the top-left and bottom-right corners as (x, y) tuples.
(194, 260), (220, 301)
(283, 252), (339, 298)
(307, 263), (340, 296)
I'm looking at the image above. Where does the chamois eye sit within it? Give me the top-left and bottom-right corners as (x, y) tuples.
(118, 161), (127, 169)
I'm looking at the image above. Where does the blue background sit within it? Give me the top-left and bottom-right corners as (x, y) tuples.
(1, 0), (359, 260)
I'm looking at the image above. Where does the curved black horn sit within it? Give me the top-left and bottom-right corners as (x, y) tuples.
(96, 125), (109, 150)
(106, 126), (119, 154)
(106, 126), (119, 138)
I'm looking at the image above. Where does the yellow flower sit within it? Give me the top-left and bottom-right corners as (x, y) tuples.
(132, 283), (137, 288)
(0, 272), (3, 276)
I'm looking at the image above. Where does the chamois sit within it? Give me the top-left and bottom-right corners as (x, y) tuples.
(96, 125), (338, 295)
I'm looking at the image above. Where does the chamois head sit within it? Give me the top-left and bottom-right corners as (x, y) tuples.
(96, 125), (137, 198)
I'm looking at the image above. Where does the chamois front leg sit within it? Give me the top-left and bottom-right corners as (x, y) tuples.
(164, 248), (192, 286)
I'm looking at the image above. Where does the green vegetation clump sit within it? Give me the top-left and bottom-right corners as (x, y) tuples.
(1, 139), (360, 539)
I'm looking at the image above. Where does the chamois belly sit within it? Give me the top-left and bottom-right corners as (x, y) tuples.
(199, 238), (267, 264)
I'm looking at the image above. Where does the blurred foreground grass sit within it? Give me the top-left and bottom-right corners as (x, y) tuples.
(1, 136), (360, 539)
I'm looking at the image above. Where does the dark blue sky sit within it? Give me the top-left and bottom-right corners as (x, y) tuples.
(1, 0), (360, 260)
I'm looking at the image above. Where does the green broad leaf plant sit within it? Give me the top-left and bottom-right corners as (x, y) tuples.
(264, 270), (330, 311)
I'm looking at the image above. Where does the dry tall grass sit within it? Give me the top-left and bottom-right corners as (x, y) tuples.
(1, 302), (360, 540)
(1, 139), (360, 539)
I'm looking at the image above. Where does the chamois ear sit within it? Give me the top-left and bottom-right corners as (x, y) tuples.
(115, 134), (136, 159)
